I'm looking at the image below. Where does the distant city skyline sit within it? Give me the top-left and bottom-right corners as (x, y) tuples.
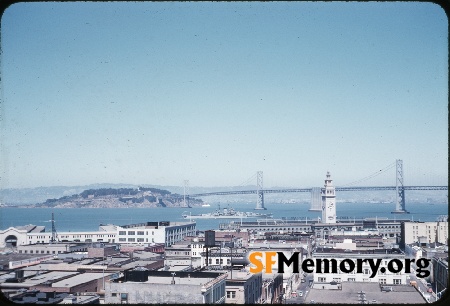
(0, 2), (448, 189)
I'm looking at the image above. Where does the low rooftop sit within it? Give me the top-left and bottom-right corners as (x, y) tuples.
(13, 225), (46, 233)
(313, 247), (403, 255)
(305, 282), (424, 304)
(51, 272), (113, 288)
(119, 221), (195, 229)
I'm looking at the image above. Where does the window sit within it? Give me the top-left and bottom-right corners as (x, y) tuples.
(112, 293), (117, 297)
(227, 291), (236, 298)
(379, 278), (386, 284)
(137, 231), (145, 235)
(348, 278), (356, 282)
(393, 279), (402, 285)
(137, 238), (144, 242)
(119, 231), (126, 235)
(318, 277), (326, 282)
(119, 238), (126, 242)
(128, 231), (135, 235)
(128, 238), (135, 242)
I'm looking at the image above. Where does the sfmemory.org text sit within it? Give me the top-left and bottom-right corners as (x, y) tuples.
(248, 251), (430, 278)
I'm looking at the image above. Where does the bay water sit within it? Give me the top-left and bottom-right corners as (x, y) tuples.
(0, 202), (447, 232)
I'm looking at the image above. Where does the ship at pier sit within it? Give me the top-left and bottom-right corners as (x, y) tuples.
(182, 204), (273, 219)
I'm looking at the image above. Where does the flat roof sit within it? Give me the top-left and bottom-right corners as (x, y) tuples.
(20, 271), (79, 287)
(313, 248), (403, 255)
(119, 221), (195, 229)
(132, 251), (161, 259)
(305, 282), (424, 304)
(17, 243), (79, 248)
(51, 272), (113, 288)
(226, 271), (254, 280)
(0, 253), (48, 267)
(119, 260), (159, 270)
(134, 275), (215, 286)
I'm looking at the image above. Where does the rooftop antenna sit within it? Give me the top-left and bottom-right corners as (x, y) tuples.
(50, 212), (58, 244)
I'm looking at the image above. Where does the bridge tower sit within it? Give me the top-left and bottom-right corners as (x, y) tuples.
(255, 171), (266, 210)
(392, 159), (409, 214)
(309, 187), (322, 211)
(321, 172), (336, 223)
(183, 180), (191, 208)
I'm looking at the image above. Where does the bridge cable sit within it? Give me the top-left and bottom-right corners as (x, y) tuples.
(236, 173), (257, 188)
(340, 162), (396, 187)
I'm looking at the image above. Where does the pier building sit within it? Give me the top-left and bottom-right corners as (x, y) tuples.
(0, 221), (196, 248)
(220, 218), (408, 240)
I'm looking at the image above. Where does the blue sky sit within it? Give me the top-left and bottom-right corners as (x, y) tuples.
(0, 1), (448, 189)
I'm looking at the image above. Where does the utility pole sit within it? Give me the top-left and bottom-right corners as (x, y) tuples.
(230, 235), (234, 279)
(50, 212), (58, 244)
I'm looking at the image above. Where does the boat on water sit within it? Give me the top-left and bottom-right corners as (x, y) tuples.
(182, 205), (273, 219)
(201, 204), (211, 207)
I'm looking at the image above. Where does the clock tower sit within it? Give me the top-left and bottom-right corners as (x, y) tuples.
(321, 172), (336, 223)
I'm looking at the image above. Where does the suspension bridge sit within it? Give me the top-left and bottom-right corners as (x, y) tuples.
(184, 160), (447, 214)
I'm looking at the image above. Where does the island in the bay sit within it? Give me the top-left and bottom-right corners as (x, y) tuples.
(29, 187), (203, 208)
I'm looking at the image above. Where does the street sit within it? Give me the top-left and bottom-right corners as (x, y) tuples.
(286, 273), (314, 304)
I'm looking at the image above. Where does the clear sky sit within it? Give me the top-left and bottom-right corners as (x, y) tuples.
(0, 1), (448, 189)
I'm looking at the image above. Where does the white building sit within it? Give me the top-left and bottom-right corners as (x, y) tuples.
(115, 221), (196, 247)
(321, 172), (336, 224)
(225, 271), (263, 304)
(0, 221), (196, 248)
(312, 248), (409, 287)
(401, 220), (448, 246)
(105, 270), (227, 304)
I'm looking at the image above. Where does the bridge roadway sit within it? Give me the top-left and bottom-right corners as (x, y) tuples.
(187, 186), (448, 198)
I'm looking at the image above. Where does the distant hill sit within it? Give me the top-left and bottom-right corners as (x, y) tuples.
(28, 187), (203, 208)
